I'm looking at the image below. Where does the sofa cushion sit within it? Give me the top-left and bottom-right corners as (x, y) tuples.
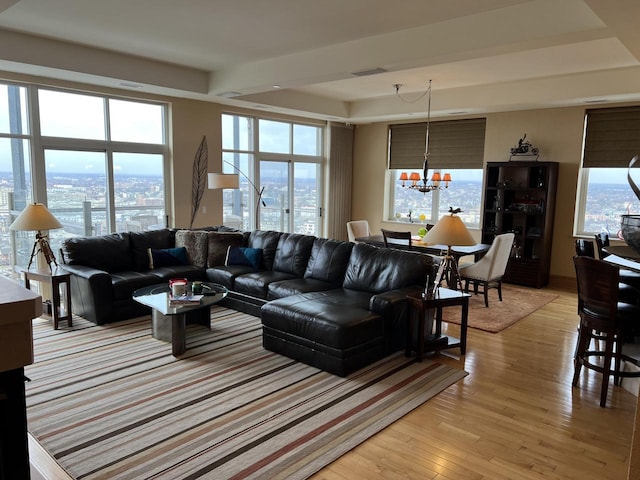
(343, 243), (432, 293)
(111, 271), (161, 300)
(304, 238), (353, 283)
(262, 291), (383, 350)
(148, 247), (188, 268)
(272, 233), (315, 276)
(267, 278), (338, 300)
(225, 246), (263, 269)
(247, 230), (281, 270)
(175, 230), (208, 268)
(61, 233), (132, 273)
(234, 271), (298, 299)
(129, 229), (174, 271)
(206, 265), (255, 290)
(207, 231), (246, 267)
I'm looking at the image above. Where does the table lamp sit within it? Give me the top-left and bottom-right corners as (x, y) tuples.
(9, 203), (63, 270)
(422, 209), (476, 290)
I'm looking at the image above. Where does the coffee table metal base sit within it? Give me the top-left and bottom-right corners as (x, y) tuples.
(151, 307), (211, 356)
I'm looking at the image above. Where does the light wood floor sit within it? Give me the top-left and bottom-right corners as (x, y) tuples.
(31, 283), (637, 479)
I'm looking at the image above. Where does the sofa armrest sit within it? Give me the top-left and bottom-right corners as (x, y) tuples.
(370, 286), (423, 315)
(59, 264), (114, 324)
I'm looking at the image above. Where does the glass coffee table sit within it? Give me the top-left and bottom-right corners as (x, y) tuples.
(133, 282), (228, 356)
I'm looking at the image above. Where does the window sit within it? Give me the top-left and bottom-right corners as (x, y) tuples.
(388, 118), (486, 227)
(390, 169), (483, 227)
(0, 82), (169, 274)
(575, 107), (640, 236)
(222, 113), (323, 234)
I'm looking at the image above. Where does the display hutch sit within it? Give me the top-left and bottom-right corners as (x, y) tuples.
(481, 161), (558, 288)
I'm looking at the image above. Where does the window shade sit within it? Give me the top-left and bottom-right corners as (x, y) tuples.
(389, 118), (486, 170)
(583, 106), (640, 168)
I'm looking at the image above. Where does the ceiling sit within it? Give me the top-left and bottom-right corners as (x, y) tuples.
(0, 0), (639, 123)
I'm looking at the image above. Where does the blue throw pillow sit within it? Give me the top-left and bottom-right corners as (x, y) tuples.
(148, 247), (188, 269)
(225, 246), (262, 269)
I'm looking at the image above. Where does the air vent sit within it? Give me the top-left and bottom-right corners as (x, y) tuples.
(350, 67), (387, 77)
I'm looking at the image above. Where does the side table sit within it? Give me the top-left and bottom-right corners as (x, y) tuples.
(21, 267), (72, 329)
(406, 287), (471, 361)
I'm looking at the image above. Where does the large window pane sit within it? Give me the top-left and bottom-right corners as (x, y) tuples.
(579, 168), (640, 235)
(0, 84), (28, 135)
(260, 160), (289, 231)
(109, 100), (164, 144)
(0, 138), (32, 270)
(294, 163), (319, 234)
(293, 124), (321, 156)
(391, 169), (482, 228)
(259, 119), (290, 154)
(222, 152), (252, 230)
(39, 90), (106, 140)
(113, 152), (165, 231)
(222, 114), (252, 151)
(45, 150), (107, 257)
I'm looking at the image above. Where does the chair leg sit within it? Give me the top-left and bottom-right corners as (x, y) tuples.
(572, 323), (590, 386)
(600, 333), (616, 407)
(497, 280), (503, 302)
(483, 282), (489, 308)
(463, 279), (470, 293)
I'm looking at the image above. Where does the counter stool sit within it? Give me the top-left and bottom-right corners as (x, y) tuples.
(572, 256), (640, 407)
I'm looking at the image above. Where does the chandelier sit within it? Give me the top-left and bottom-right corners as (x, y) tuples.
(396, 80), (451, 194)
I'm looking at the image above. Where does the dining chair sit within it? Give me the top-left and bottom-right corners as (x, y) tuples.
(459, 232), (514, 307)
(572, 255), (640, 407)
(381, 229), (412, 250)
(346, 220), (370, 243)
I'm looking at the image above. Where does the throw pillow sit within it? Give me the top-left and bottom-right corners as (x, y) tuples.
(148, 247), (188, 269)
(225, 246), (262, 269)
(207, 232), (246, 267)
(175, 230), (208, 268)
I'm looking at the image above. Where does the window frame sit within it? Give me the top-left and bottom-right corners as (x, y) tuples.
(222, 112), (324, 234)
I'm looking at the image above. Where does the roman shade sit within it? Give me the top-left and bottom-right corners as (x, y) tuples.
(388, 118), (486, 170)
(583, 106), (640, 168)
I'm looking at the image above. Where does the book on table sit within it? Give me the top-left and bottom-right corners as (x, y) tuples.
(169, 294), (203, 306)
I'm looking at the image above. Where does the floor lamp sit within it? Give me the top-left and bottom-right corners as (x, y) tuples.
(422, 210), (476, 290)
(9, 203), (63, 271)
(208, 161), (266, 230)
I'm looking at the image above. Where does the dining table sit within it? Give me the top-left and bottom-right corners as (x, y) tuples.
(602, 244), (640, 273)
(355, 234), (491, 262)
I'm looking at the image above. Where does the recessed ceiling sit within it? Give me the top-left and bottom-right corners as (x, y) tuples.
(0, 0), (638, 122)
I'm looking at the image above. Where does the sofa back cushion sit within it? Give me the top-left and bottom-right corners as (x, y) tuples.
(304, 238), (354, 284)
(129, 229), (174, 271)
(247, 230), (281, 270)
(175, 230), (208, 268)
(272, 233), (315, 276)
(342, 243), (432, 293)
(61, 233), (132, 273)
(207, 231), (247, 267)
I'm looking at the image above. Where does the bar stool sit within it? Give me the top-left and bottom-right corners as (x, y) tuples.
(572, 256), (640, 407)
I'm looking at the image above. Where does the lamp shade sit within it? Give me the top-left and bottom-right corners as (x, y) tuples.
(422, 214), (475, 246)
(9, 203), (63, 231)
(207, 173), (240, 190)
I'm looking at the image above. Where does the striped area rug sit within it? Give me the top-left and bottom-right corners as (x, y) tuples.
(26, 307), (467, 480)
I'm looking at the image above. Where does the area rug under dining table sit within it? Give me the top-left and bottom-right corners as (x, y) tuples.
(26, 307), (467, 480)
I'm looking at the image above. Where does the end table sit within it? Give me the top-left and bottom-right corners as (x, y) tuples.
(406, 287), (470, 361)
(21, 267), (72, 329)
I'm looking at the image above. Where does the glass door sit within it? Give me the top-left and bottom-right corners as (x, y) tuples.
(259, 160), (290, 231)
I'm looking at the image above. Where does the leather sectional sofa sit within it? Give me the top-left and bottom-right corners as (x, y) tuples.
(60, 228), (436, 376)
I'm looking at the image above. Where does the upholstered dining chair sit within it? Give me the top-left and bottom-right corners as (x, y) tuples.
(346, 220), (370, 243)
(381, 229), (412, 250)
(459, 232), (514, 307)
(572, 255), (640, 407)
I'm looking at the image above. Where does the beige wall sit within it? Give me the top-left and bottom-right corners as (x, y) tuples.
(353, 106), (590, 280)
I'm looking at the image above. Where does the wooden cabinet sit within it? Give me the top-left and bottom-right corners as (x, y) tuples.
(482, 161), (558, 288)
